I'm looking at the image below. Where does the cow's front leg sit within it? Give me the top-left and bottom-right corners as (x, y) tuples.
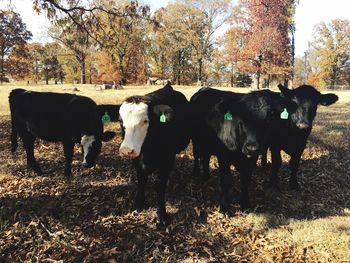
(289, 151), (303, 190)
(156, 156), (174, 227)
(63, 140), (74, 179)
(218, 156), (232, 216)
(134, 162), (148, 211)
(23, 134), (42, 174)
(200, 154), (210, 181)
(236, 157), (256, 211)
(270, 147), (282, 188)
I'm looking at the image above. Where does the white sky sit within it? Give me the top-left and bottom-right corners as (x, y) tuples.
(1, 0), (350, 58)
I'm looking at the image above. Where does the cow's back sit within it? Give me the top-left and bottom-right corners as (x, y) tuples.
(9, 89), (99, 141)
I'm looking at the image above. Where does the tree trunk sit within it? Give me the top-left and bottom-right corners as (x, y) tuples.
(45, 68), (49, 85)
(119, 54), (127, 85)
(256, 72), (260, 89)
(0, 53), (4, 84)
(79, 56), (86, 84)
(197, 58), (203, 86)
(283, 74), (289, 87)
(230, 63), (234, 87)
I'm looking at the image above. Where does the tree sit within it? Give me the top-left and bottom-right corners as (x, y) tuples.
(243, 0), (296, 89)
(152, 4), (194, 85)
(7, 44), (31, 81)
(93, 0), (150, 85)
(310, 19), (350, 88)
(292, 56), (306, 87)
(176, 0), (232, 85)
(32, 0), (155, 49)
(0, 10), (32, 83)
(26, 42), (45, 83)
(41, 42), (63, 84)
(49, 11), (92, 84)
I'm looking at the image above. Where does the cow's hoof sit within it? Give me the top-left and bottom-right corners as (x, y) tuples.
(134, 199), (146, 211)
(156, 214), (170, 229)
(268, 180), (281, 191)
(30, 165), (42, 175)
(239, 200), (251, 212)
(218, 211), (230, 219)
(64, 175), (72, 181)
(289, 181), (300, 190)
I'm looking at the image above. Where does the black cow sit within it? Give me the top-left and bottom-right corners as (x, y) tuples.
(191, 87), (296, 213)
(118, 83), (190, 226)
(9, 89), (116, 179)
(262, 84), (338, 189)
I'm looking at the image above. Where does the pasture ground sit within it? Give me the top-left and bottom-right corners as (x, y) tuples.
(0, 84), (349, 262)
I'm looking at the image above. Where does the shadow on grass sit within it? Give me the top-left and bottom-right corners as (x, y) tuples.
(1, 109), (350, 261)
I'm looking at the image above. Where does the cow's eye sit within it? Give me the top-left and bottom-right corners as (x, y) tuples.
(143, 120), (149, 124)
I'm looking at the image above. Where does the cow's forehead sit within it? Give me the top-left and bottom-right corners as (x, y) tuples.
(119, 102), (148, 121)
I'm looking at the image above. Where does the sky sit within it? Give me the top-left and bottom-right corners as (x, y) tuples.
(1, 0), (350, 57)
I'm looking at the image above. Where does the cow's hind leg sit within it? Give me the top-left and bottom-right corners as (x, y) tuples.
(22, 134), (42, 174)
(156, 156), (175, 227)
(63, 141), (74, 179)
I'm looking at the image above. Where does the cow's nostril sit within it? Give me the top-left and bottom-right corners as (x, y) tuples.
(120, 147), (136, 157)
(296, 123), (309, 129)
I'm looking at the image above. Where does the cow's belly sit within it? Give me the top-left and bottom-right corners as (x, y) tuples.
(26, 122), (64, 142)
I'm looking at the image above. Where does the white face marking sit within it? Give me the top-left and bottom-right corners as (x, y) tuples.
(119, 102), (149, 158)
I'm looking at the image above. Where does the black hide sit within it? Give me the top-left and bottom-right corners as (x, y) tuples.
(262, 84), (338, 189)
(9, 88), (115, 178)
(119, 83), (190, 226)
(190, 87), (296, 213)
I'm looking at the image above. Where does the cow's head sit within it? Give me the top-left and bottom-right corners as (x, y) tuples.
(207, 98), (262, 158)
(81, 127), (115, 168)
(279, 84), (338, 130)
(118, 96), (174, 158)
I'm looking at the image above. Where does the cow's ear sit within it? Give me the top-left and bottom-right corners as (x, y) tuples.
(319, 93), (338, 106)
(97, 104), (121, 122)
(102, 131), (116, 142)
(153, 104), (174, 123)
(278, 83), (292, 98)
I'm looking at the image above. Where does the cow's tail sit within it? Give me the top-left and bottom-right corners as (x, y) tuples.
(9, 89), (25, 152)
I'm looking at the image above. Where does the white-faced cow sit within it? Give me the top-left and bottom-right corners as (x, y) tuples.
(118, 83), (190, 227)
(190, 87), (296, 214)
(262, 84), (338, 189)
(9, 89), (116, 179)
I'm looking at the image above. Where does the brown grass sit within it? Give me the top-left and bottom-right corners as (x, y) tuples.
(0, 84), (349, 262)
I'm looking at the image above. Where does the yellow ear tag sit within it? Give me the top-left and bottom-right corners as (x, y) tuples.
(102, 112), (111, 123)
(224, 111), (233, 121)
(160, 113), (167, 123)
(280, 108), (289, 120)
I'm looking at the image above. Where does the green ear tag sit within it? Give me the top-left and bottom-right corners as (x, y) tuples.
(102, 112), (111, 123)
(280, 108), (289, 120)
(160, 113), (167, 123)
(224, 111), (233, 121)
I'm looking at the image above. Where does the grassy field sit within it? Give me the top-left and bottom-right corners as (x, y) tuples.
(0, 84), (349, 262)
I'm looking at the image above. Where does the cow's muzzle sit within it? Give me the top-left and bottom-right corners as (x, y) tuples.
(119, 147), (139, 159)
(296, 122), (310, 129)
(242, 143), (259, 158)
